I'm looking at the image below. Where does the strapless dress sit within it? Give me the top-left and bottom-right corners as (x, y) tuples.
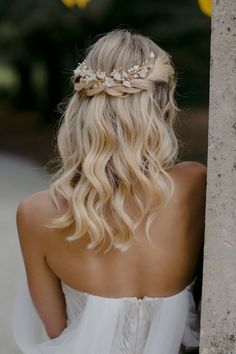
(12, 276), (200, 353)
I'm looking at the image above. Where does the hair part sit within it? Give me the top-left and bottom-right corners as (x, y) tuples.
(46, 29), (180, 254)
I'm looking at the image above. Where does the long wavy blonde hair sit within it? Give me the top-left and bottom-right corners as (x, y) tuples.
(47, 29), (180, 254)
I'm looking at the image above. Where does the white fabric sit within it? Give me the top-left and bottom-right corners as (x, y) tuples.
(12, 275), (200, 354)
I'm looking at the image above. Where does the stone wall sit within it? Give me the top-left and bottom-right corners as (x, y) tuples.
(200, 0), (236, 353)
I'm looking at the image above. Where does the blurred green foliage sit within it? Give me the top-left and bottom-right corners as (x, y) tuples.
(0, 0), (210, 122)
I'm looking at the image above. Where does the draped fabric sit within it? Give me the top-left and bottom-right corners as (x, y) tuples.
(12, 276), (200, 354)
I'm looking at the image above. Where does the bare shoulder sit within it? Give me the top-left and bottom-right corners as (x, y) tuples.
(170, 161), (207, 187)
(17, 190), (56, 220)
(16, 190), (59, 243)
(168, 161), (207, 204)
(173, 161), (207, 176)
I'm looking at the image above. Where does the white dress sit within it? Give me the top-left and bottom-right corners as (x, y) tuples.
(12, 276), (200, 354)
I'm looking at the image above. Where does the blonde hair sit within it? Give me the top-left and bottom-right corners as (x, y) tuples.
(47, 29), (179, 254)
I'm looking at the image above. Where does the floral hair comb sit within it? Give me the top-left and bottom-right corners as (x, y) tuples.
(73, 52), (155, 90)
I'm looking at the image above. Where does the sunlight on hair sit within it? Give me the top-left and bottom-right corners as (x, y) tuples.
(46, 29), (180, 254)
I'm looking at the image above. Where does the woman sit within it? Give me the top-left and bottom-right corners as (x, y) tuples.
(12, 29), (206, 354)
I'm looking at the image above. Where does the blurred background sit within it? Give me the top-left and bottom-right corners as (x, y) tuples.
(0, 0), (210, 166)
(0, 0), (210, 352)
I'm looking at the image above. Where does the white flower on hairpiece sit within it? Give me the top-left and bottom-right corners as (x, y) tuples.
(150, 52), (155, 59)
(96, 71), (106, 79)
(73, 51), (155, 91)
(104, 77), (115, 87)
(112, 71), (122, 81)
(86, 73), (97, 82)
(123, 80), (131, 88)
(138, 69), (148, 78)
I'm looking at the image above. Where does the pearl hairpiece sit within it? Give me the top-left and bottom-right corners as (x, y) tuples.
(73, 52), (155, 90)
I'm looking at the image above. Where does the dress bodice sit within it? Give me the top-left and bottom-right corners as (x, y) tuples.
(12, 276), (200, 354)
(61, 281), (164, 354)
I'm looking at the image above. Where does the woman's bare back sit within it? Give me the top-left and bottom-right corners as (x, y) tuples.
(20, 161), (206, 301)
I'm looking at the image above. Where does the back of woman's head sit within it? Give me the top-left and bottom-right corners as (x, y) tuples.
(47, 29), (179, 253)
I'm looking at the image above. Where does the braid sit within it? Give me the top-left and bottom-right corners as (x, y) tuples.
(75, 78), (153, 97)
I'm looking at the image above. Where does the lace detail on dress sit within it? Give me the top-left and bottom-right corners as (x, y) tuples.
(112, 299), (162, 354)
(137, 300), (163, 352)
(61, 282), (88, 325)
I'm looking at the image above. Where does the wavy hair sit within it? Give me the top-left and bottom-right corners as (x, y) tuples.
(46, 29), (180, 254)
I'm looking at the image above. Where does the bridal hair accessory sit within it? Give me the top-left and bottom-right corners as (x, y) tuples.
(73, 52), (155, 92)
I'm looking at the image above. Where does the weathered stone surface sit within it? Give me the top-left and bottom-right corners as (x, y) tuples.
(200, 1), (236, 353)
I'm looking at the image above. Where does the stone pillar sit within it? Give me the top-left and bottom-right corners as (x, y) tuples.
(200, 1), (236, 353)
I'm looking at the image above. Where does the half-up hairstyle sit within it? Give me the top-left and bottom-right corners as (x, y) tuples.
(47, 29), (180, 254)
